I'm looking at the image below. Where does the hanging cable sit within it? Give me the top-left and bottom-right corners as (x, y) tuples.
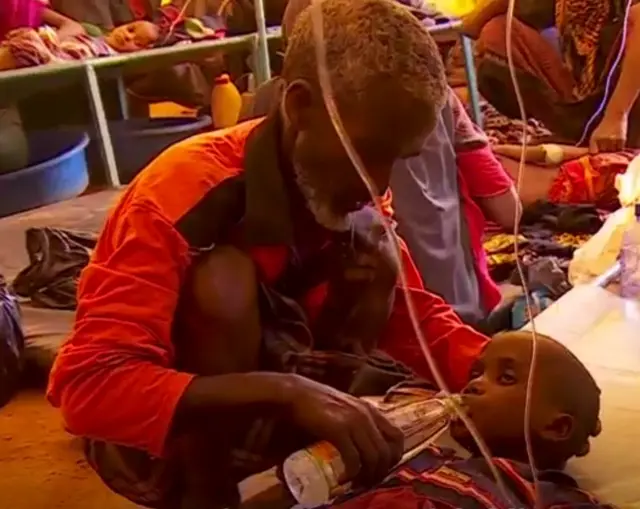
(307, 0), (517, 504)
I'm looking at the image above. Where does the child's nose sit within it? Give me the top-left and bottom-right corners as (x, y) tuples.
(462, 378), (485, 396)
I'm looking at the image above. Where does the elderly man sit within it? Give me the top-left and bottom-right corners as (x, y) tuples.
(48, 1), (488, 507)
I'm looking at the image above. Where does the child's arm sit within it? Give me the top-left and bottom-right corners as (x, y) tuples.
(493, 144), (590, 164)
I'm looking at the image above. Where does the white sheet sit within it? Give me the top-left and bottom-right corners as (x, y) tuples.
(525, 286), (640, 507)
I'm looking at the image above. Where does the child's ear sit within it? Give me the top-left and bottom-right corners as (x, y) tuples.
(540, 413), (575, 442)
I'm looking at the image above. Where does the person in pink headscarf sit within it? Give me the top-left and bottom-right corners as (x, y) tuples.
(0, 0), (85, 41)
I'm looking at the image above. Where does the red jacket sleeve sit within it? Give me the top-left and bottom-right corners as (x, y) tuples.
(47, 202), (194, 457)
(379, 245), (487, 391)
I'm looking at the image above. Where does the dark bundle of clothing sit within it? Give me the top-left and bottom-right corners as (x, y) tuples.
(13, 228), (97, 310)
(484, 202), (604, 329)
(484, 201), (603, 283)
(0, 274), (24, 409)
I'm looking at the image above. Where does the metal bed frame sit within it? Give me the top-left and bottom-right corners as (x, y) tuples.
(0, 7), (480, 187)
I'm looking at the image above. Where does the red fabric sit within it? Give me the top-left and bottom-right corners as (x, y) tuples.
(456, 146), (514, 313)
(548, 150), (637, 209)
(47, 119), (486, 458)
(128, 0), (148, 20)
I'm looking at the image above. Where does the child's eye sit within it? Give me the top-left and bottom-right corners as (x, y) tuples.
(498, 371), (517, 385)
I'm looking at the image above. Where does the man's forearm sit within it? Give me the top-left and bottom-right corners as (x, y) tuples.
(41, 8), (75, 30)
(605, 4), (640, 119)
(174, 372), (295, 424)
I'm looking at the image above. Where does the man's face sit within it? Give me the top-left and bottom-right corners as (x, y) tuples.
(283, 83), (430, 231)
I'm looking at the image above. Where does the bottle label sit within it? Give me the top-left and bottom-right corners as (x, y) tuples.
(305, 441), (346, 489)
(285, 396), (453, 503)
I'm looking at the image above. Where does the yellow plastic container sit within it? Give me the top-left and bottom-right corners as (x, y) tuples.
(211, 74), (242, 129)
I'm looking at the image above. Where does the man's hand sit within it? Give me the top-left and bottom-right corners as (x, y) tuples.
(284, 374), (404, 485)
(57, 21), (87, 41)
(589, 113), (628, 153)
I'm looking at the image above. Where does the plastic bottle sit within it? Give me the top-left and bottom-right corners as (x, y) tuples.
(282, 394), (462, 506)
(211, 73), (242, 129)
(620, 204), (640, 319)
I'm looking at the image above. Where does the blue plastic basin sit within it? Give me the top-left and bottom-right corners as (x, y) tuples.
(0, 131), (90, 218)
(108, 115), (212, 184)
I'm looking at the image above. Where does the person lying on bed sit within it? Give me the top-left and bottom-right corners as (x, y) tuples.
(494, 143), (639, 210)
(244, 0), (521, 333)
(321, 331), (608, 509)
(46, 1), (489, 508)
(0, 20), (160, 71)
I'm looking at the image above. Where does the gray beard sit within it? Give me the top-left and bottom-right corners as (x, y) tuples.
(293, 163), (351, 232)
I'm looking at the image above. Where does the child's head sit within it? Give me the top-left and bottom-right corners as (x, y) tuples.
(105, 21), (159, 53)
(450, 331), (601, 469)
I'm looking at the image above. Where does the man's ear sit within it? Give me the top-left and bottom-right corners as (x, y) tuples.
(540, 413), (575, 442)
(283, 79), (314, 132)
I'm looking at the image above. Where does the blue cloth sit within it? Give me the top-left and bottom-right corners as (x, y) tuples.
(0, 275), (24, 408)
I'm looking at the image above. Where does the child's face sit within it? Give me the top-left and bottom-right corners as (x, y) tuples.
(449, 333), (575, 461)
(106, 21), (159, 53)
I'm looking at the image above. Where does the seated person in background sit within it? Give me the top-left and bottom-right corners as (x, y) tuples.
(324, 331), (607, 509)
(390, 89), (520, 332)
(47, 1), (489, 508)
(494, 143), (639, 209)
(245, 0), (521, 331)
(463, 0), (640, 152)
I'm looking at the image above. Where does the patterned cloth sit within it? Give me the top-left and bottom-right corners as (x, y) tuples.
(1, 26), (113, 68)
(556, 0), (634, 100)
(549, 150), (639, 208)
(483, 202), (604, 282)
(327, 445), (613, 509)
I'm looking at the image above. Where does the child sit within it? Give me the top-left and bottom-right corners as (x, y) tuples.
(324, 331), (607, 508)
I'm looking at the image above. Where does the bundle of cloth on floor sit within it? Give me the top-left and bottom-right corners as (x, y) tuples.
(0, 274), (25, 409)
(483, 202), (605, 327)
(12, 228), (96, 310)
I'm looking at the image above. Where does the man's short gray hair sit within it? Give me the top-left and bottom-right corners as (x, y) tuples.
(282, 0), (447, 127)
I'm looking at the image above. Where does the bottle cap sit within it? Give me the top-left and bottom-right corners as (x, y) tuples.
(214, 73), (231, 85)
